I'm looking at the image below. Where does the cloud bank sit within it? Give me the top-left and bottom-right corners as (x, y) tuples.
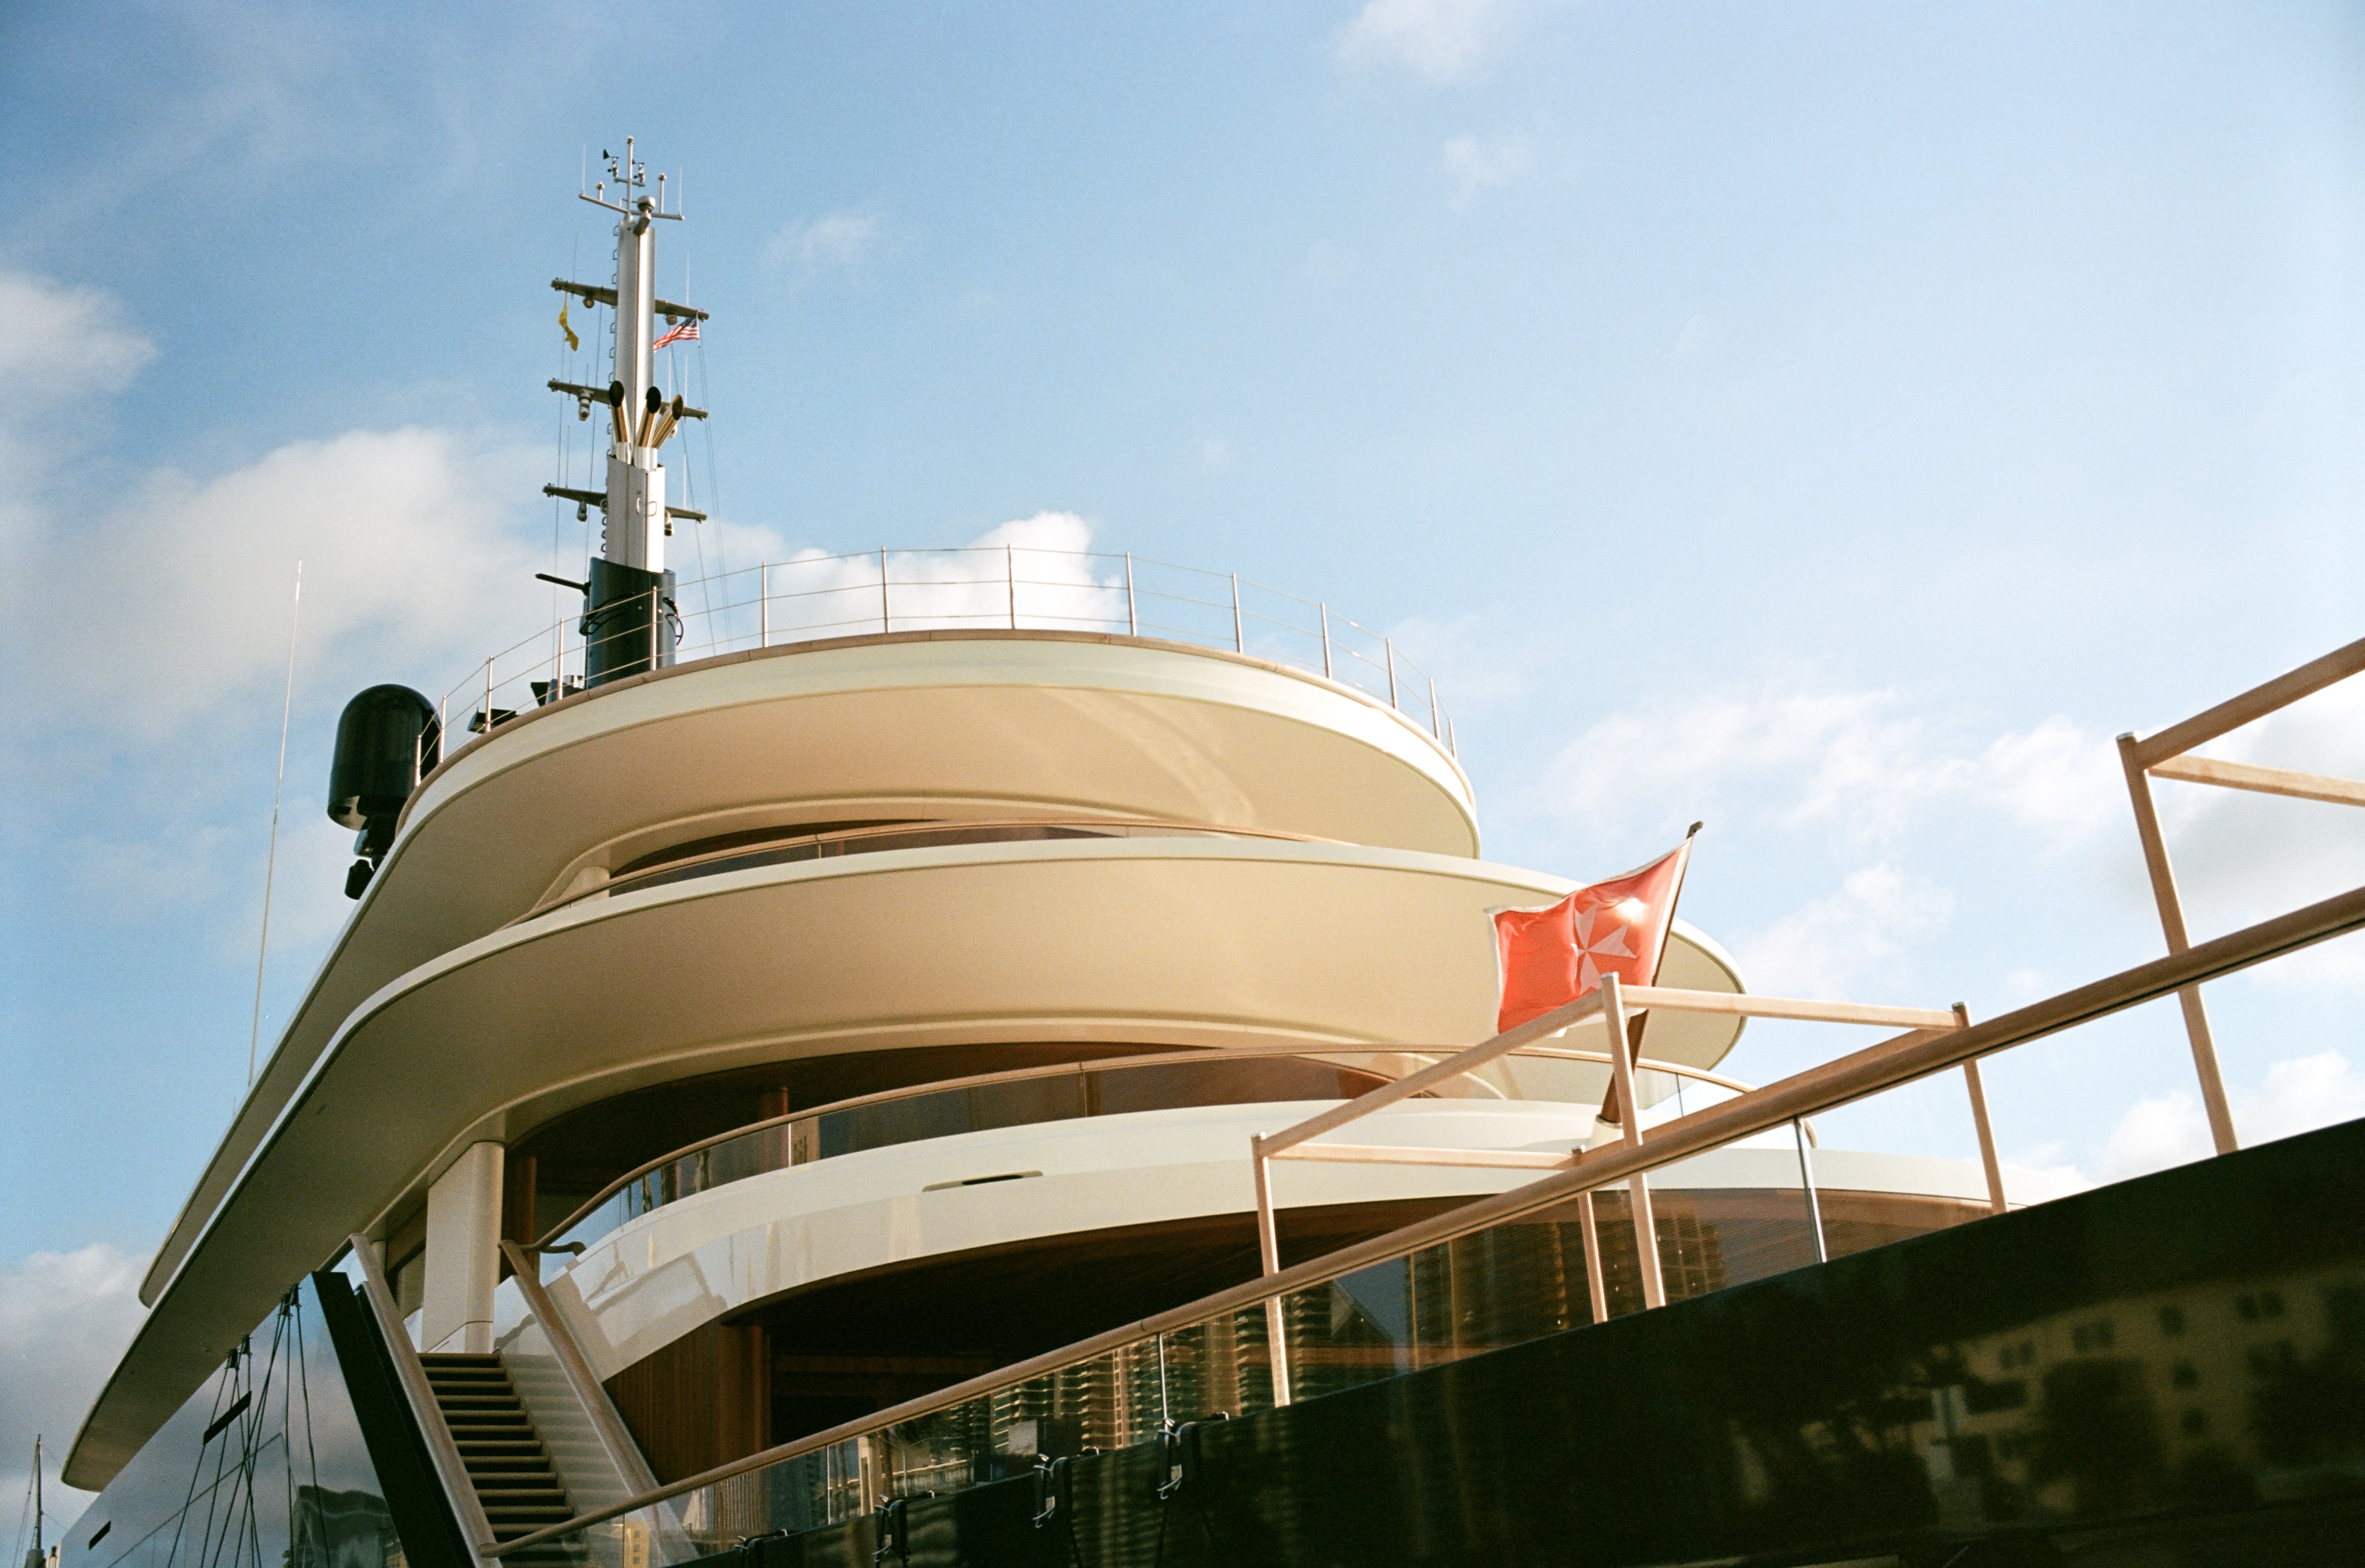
(0, 1244), (148, 1533)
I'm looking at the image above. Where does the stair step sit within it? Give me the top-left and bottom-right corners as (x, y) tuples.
(417, 1354), (580, 1530)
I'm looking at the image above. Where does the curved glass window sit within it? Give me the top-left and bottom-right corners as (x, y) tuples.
(574, 817), (1337, 909)
(532, 1048), (1754, 1266)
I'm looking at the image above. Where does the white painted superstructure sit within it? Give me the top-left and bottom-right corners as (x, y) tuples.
(60, 153), (2028, 1514)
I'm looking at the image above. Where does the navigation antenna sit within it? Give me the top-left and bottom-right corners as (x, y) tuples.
(25, 1433), (40, 1568)
(542, 137), (712, 688)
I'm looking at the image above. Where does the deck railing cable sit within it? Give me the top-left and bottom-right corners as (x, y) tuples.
(426, 548), (1454, 767)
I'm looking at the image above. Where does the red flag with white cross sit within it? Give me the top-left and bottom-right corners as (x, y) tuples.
(1491, 828), (1700, 1123)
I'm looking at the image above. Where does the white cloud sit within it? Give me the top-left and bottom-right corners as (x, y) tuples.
(0, 1244), (149, 1533)
(1737, 863), (1955, 999)
(766, 210), (883, 273)
(21, 426), (548, 742)
(0, 268), (554, 959)
(2003, 1140), (2093, 1196)
(2097, 1049), (2365, 1181)
(1333, 0), (1517, 83)
(0, 272), (155, 401)
(748, 511), (1125, 643)
(1442, 130), (1535, 207)
(1537, 685), (2121, 850)
(2096, 1089), (2211, 1182)
(2142, 676), (2365, 939)
(0, 271), (158, 559)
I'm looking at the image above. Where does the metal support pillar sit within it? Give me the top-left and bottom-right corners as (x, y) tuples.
(1792, 1119), (1828, 1263)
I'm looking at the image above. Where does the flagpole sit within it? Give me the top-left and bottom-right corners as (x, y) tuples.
(1598, 822), (1703, 1130)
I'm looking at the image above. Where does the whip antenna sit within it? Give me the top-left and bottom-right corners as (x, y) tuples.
(248, 560), (302, 1087)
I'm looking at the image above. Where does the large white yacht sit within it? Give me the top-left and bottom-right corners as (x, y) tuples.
(55, 146), (2360, 1568)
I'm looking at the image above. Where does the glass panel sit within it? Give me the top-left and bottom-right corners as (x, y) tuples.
(64, 1274), (398, 1568)
(534, 1155), (1998, 1559)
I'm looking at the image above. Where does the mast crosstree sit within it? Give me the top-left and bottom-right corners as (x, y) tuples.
(542, 137), (707, 686)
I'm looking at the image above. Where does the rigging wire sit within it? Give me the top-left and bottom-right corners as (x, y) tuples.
(693, 332), (732, 640)
(7, 1459), (35, 1568)
(151, 1290), (310, 1568)
(159, 1347), (236, 1568)
(292, 1291), (323, 1559)
(672, 252), (719, 652)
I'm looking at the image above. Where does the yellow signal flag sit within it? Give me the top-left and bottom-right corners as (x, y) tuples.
(559, 297), (580, 353)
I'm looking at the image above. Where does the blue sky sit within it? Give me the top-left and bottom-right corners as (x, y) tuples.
(3, 0), (2362, 1521)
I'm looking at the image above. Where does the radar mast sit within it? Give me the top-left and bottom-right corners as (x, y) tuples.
(544, 137), (709, 685)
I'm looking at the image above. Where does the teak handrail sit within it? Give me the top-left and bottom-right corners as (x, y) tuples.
(480, 878), (2365, 1560)
(2119, 633), (2365, 1155)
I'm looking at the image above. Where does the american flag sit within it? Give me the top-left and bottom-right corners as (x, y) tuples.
(653, 318), (700, 351)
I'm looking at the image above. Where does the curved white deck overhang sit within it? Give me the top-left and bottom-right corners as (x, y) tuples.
(70, 834), (1732, 1489)
(138, 632), (1476, 1318)
(537, 1100), (2057, 1382)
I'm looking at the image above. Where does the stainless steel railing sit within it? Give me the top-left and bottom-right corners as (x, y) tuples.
(430, 548), (1457, 771)
(482, 878), (2365, 1559)
(529, 1040), (1768, 1261)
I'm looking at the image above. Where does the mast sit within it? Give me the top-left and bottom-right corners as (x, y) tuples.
(543, 137), (710, 687)
(28, 1433), (39, 1568)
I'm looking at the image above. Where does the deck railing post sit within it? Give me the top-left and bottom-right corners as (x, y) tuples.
(1792, 1118), (1828, 1263)
(1250, 1136), (1292, 1405)
(879, 547), (890, 634)
(1429, 676), (1441, 739)
(1231, 573), (1244, 652)
(484, 659), (494, 732)
(1384, 638), (1398, 709)
(1319, 603), (1333, 680)
(1124, 553), (1137, 636)
(1576, 1189), (1608, 1324)
(2117, 733), (2238, 1154)
(759, 562), (768, 648)
(1007, 543), (1017, 630)
(1600, 976), (1667, 1309)
(1962, 1051), (2007, 1215)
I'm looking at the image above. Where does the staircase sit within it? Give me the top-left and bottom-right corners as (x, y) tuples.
(421, 1354), (577, 1562)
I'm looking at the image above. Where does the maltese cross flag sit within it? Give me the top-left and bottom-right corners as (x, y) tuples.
(1490, 832), (1697, 1036)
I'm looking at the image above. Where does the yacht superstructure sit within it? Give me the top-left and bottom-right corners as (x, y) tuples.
(53, 148), (2365, 1568)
